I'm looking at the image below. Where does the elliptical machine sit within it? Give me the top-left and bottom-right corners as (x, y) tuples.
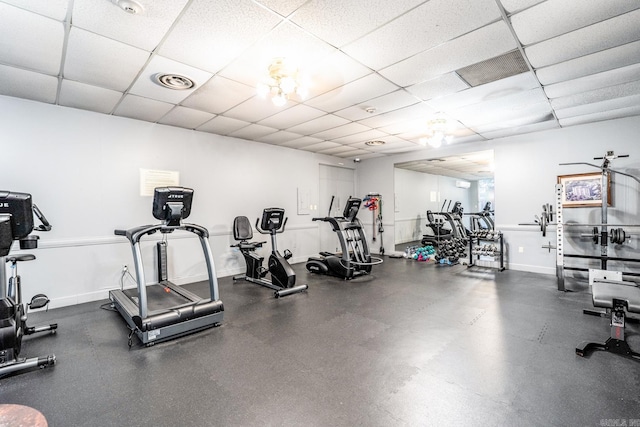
(231, 208), (308, 298)
(0, 191), (57, 377)
(306, 197), (383, 279)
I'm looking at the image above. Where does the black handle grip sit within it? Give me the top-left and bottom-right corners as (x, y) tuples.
(114, 229), (127, 236)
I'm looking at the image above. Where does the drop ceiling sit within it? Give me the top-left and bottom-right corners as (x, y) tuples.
(1, 0), (639, 161)
(395, 150), (494, 181)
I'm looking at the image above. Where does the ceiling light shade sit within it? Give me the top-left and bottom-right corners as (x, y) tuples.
(257, 58), (308, 107)
(421, 117), (454, 148)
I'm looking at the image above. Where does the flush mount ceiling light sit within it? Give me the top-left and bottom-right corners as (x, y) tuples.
(256, 58), (309, 107)
(419, 117), (453, 148)
(154, 73), (196, 90)
(111, 0), (144, 14)
(364, 140), (385, 147)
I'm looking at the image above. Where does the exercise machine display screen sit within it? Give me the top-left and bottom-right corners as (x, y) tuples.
(0, 191), (34, 240)
(152, 187), (193, 223)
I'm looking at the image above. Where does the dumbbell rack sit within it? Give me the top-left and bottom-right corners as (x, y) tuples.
(467, 230), (505, 271)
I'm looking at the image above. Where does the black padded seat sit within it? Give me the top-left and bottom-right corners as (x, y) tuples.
(592, 279), (640, 313)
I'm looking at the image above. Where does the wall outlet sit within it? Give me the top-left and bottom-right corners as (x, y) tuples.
(518, 247), (524, 253)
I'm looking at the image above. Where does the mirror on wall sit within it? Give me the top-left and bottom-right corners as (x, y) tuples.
(393, 150), (494, 248)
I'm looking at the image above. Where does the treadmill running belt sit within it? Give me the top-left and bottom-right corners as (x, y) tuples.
(123, 284), (191, 312)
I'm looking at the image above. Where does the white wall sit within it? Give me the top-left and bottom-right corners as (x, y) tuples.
(394, 168), (472, 245)
(357, 115), (640, 275)
(0, 96), (351, 307)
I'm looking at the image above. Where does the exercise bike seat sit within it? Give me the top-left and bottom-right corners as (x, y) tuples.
(233, 216), (254, 241)
(6, 254), (36, 263)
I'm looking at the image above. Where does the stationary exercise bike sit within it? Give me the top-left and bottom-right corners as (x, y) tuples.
(231, 208), (308, 298)
(0, 191), (57, 377)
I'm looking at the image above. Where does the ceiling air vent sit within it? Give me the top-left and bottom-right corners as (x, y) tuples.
(455, 50), (529, 87)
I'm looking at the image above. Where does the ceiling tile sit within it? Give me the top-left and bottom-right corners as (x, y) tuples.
(290, 0), (425, 48)
(196, 115), (250, 135)
(64, 28), (150, 92)
(217, 21), (334, 89)
(157, 106), (215, 128)
(535, 40), (640, 85)
(0, 3), (64, 75)
(555, 93), (640, 119)
(305, 73), (399, 113)
(358, 103), (437, 128)
(343, 0), (501, 70)
(256, 130), (305, 144)
(181, 76), (255, 115)
(311, 122), (372, 140)
(1, 0), (69, 20)
(544, 63), (640, 99)
(348, 136), (412, 150)
(473, 115), (557, 136)
(279, 136), (324, 148)
(406, 73), (469, 101)
(524, 8), (640, 68)
(334, 90), (419, 121)
(224, 96), (289, 123)
(128, 56), (213, 104)
(158, 0), (281, 73)
(511, 0), (640, 46)
(379, 21), (518, 87)
(450, 88), (551, 127)
(332, 148), (373, 158)
(299, 141), (342, 152)
(427, 72), (540, 112)
(550, 80), (640, 110)
(559, 104), (640, 127)
(258, 104), (327, 129)
(317, 145), (361, 155)
(498, 0), (544, 14)
(113, 94), (174, 122)
(330, 129), (389, 145)
(254, 0), (308, 17)
(286, 114), (350, 135)
(229, 123), (279, 140)
(72, 0), (189, 51)
(58, 80), (123, 114)
(0, 64), (58, 103)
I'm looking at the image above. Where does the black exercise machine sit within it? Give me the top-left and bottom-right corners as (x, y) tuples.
(306, 197), (382, 279)
(465, 201), (495, 231)
(231, 208), (308, 298)
(421, 200), (469, 246)
(110, 187), (224, 347)
(576, 270), (640, 361)
(0, 191), (56, 377)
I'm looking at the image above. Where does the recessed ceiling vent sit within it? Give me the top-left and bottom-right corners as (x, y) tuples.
(455, 50), (529, 87)
(364, 140), (385, 146)
(154, 73), (196, 90)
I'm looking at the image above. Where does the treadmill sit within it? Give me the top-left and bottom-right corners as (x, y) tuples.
(110, 187), (223, 347)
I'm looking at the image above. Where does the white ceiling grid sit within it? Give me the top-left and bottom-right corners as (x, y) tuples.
(0, 0), (639, 162)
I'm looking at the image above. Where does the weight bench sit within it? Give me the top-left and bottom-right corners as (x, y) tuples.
(576, 274), (640, 361)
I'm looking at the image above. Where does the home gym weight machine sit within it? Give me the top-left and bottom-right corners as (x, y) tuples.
(110, 187), (224, 347)
(307, 197), (383, 279)
(0, 191), (57, 376)
(525, 152), (640, 292)
(231, 208), (308, 298)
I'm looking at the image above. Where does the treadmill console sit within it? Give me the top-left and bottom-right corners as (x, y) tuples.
(152, 187), (194, 226)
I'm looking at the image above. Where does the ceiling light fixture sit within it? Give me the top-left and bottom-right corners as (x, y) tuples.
(419, 117), (453, 148)
(154, 73), (196, 90)
(364, 140), (385, 147)
(256, 58), (308, 107)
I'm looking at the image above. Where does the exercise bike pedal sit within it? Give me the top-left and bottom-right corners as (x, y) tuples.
(28, 294), (50, 310)
(283, 249), (292, 260)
